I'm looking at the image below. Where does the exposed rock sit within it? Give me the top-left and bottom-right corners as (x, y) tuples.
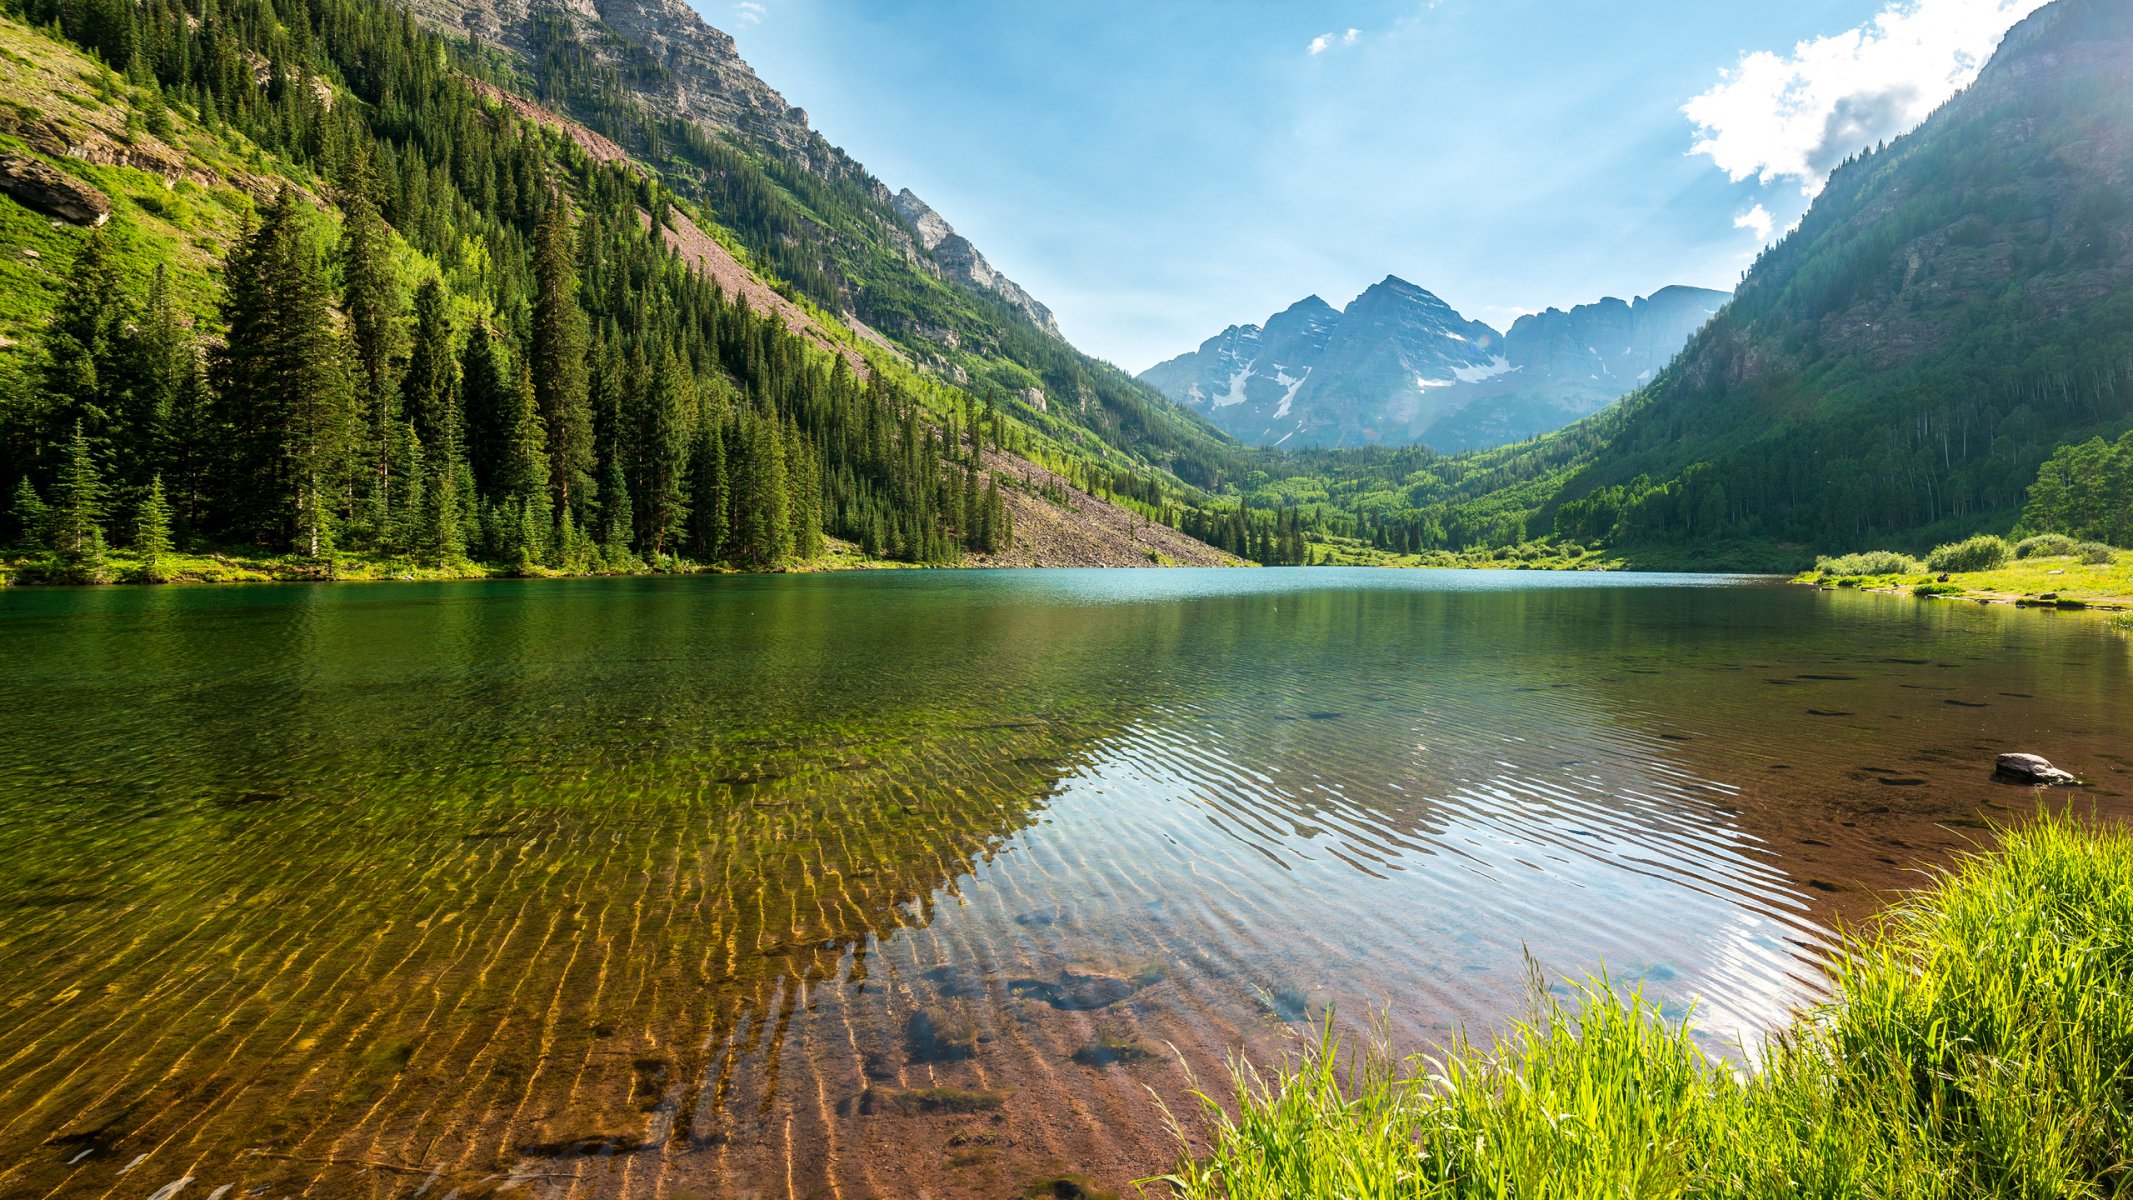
(1995, 753), (2080, 786)
(892, 188), (1060, 337)
(0, 152), (109, 226)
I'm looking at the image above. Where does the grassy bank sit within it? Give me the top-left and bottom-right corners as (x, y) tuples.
(1801, 536), (2133, 611)
(1159, 814), (2132, 1199)
(0, 539), (896, 587)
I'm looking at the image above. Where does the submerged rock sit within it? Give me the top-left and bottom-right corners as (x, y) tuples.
(1996, 753), (2080, 786)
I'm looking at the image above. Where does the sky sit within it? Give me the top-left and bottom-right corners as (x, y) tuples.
(706, 0), (2048, 373)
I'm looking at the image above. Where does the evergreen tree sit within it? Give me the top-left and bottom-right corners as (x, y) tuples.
(402, 277), (456, 451)
(207, 188), (353, 556)
(531, 200), (592, 515)
(136, 474), (173, 580)
(634, 348), (689, 558)
(341, 173), (403, 541)
(37, 228), (128, 462)
(53, 421), (106, 561)
(9, 478), (50, 552)
(686, 419), (727, 562)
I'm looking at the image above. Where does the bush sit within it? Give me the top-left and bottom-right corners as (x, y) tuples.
(1813, 549), (1920, 577)
(1926, 534), (2012, 573)
(2077, 542), (2116, 565)
(2016, 533), (2078, 559)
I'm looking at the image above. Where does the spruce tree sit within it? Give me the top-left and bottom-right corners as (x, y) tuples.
(531, 200), (592, 516)
(686, 419), (727, 562)
(136, 474), (173, 580)
(208, 190), (354, 555)
(636, 349), (690, 558)
(38, 228), (128, 458)
(9, 478), (50, 552)
(341, 174), (403, 542)
(402, 277), (456, 452)
(53, 421), (106, 561)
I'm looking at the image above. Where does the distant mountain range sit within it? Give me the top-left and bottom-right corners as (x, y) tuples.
(1140, 280), (1727, 451)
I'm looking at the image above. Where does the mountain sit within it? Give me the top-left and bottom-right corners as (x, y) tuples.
(389, 0), (1234, 483)
(1141, 279), (1725, 451)
(0, 0), (1254, 574)
(1535, 0), (2133, 552)
(891, 190), (1060, 337)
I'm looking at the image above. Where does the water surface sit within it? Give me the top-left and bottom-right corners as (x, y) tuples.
(0, 569), (2126, 1198)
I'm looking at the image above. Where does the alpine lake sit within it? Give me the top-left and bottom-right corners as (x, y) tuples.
(0, 568), (2127, 1199)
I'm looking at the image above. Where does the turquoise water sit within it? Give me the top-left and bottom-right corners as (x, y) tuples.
(0, 569), (2126, 1198)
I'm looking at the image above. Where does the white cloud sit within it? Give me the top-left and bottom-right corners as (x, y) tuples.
(1684, 0), (2046, 195)
(1733, 204), (1775, 244)
(733, 1), (766, 27)
(1309, 28), (1361, 56)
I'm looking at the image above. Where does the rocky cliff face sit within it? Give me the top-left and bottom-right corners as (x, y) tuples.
(403, 0), (1072, 341)
(892, 189), (1060, 337)
(1141, 279), (1725, 450)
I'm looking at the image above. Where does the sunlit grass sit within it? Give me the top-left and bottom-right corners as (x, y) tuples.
(1157, 813), (2133, 1199)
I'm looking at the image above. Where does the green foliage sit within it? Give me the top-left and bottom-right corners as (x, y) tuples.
(2023, 431), (2133, 547)
(2077, 541), (2116, 566)
(1162, 814), (2133, 1199)
(1926, 533), (2013, 573)
(7, 476), (48, 550)
(133, 472), (170, 578)
(1813, 549), (1921, 577)
(2015, 533), (2078, 558)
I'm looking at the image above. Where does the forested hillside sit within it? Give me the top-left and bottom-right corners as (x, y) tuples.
(1534, 0), (2133, 554)
(0, 0), (1254, 578)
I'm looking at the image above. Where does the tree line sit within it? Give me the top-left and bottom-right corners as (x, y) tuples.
(0, 0), (1012, 576)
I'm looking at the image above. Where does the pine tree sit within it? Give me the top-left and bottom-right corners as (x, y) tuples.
(635, 349), (690, 558)
(38, 228), (128, 458)
(402, 277), (456, 452)
(208, 189), (354, 555)
(136, 474), (173, 580)
(9, 478), (50, 552)
(598, 457), (633, 564)
(53, 421), (106, 561)
(341, 173), (404, 543)
(686, 419), (727, 562)
(531, 200), (592, 516)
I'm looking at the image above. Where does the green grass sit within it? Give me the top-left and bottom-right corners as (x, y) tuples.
(1800, 546), (2133, 609)
(1156, 813), (2133, 1199)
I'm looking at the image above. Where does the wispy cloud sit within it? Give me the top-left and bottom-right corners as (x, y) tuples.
(1733, 204), (1775, 244)
(733, 0), (766, 28)
(1308, 27), (1361, 56)
(1684, 0), (2046, 195)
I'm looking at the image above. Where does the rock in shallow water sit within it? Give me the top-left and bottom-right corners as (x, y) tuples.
(1996, 753), (2080, 786)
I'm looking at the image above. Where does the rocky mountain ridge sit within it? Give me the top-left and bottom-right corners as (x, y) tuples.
(1141, 278), (1726, 450)
(402, 0), (1064, 342)
(892, 189), (1060, 337)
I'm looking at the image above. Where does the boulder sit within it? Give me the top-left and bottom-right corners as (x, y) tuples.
(0, 152), (109, 226)
(1995, 753), (2080, 786)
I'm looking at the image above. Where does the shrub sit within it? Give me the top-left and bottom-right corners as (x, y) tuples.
(1926, 534), (2012, 573)
(2015, 533), (2078, 559)
(1813, 550), (1920, 577)
(2077, 542), (2116, 565)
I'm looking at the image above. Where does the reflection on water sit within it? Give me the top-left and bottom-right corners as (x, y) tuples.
(0, 569), (2126, 1198)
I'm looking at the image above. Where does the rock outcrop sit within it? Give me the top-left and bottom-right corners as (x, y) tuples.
(892, 189), (1060, 338)
(0, 152), (109, 226)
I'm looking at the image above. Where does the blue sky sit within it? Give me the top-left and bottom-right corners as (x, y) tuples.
(711, 0), (2045, 372)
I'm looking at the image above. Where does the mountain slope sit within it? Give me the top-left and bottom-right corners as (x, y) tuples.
(1544, 0), (2133, 550)
(1143, 279), (1724, 451)
(398, 0), (1242, 491)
